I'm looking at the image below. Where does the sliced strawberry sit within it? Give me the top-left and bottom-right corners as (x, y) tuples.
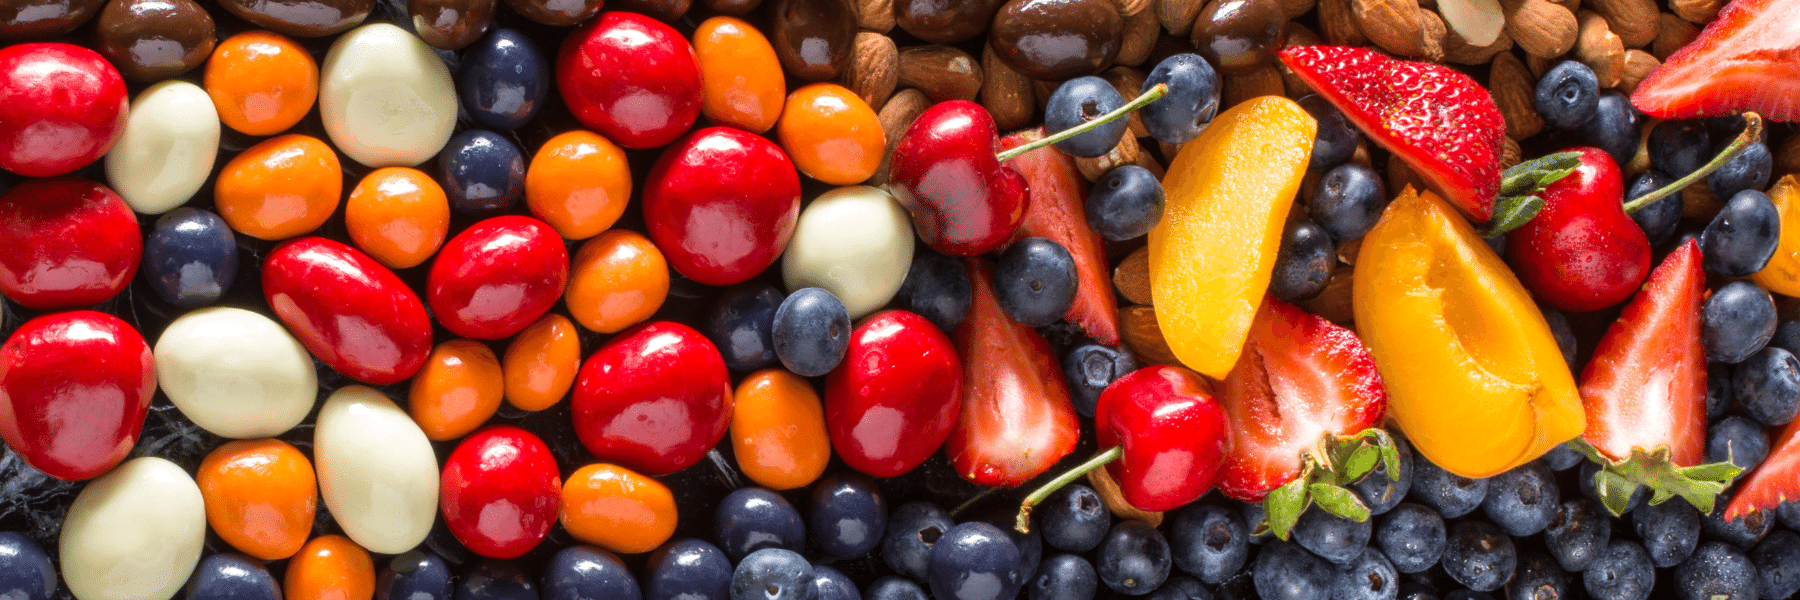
(1278, 46), (1506, 221)
(1217, 297), (1387, 502)
(1579, 239), (1707, 467)
(1000, 129), (1120, 346)
(1726, 417), (1800, 521)
(1630, 0), (1800, 121)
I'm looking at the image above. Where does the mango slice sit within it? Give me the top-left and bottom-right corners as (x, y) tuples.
(1753, 175), (1800, 296)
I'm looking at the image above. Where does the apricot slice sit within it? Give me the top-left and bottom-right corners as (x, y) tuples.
(1753, 175), (1800, 296)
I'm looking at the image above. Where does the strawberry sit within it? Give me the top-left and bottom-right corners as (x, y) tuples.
(1278, 46), (1506, 221)
(1000, 128), (1121, 346)
(1630, 0), (1800, 121)
(1569, 240), (1741, 515)
(1725, 417), (1800, 521)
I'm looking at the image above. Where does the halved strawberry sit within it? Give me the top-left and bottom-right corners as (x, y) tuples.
(1630, 0), (1800, 121)
(1726, 417), (1800, 521)
(1000, 129), (1120, 346)
(1279, 45), (1506, 221)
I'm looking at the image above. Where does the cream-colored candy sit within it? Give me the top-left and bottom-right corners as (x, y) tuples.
(155, 307), (317, 439)
(60, 457), (205, 600)
(103, 80), (220, 214)
(315, 385), (439, 554)
(320, 23), (458, 168)
(782, 185), (916, 318)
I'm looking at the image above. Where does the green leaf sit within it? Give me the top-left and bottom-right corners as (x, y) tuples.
(1593, 469), (1642, 517)
(1499, 151), (1583, 196)
(1264, 477), (1310, 541)
(1309, 483), (1372, 522)
(1372, 431), (1402, 481)
(1474, 195), (1545, 238)
(1678, 462), (1745, 483)
(1342, 445), (1380, 483)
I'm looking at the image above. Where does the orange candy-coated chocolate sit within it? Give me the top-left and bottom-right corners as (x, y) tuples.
(503, 313), (581, 411)
(525, 130), (631, 240)
(215, 133), (342, 241)
(197, 439), (318, 561)
(205, 31), (318, 137)
(730, 369), (831, 490)
(345, 167), (450, 269)
(776, 83), (884, 185)
(284, 535), (375, 600)
(409, 339), (505, 441)
(566, 230), (670, 334)
(560, 463), (678, 555)
(694, 16), (786, 133)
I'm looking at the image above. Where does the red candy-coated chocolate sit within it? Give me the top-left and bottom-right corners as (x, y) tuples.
(643, 127), (801, 287)
(823, 310), (964, 478)
(440, 425), (561, 559)
(0, 311), (154, 481)
(427, 216), (569, 340)
(0, 178), (140, 310)
(0, 43), (128, 177)
(263, 237), (432, 385)
(572, 321), (732, 476)
(556, 12), (702, 149)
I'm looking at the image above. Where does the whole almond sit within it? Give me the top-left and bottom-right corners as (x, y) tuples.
(1547, 0), (1575, 13)
(1121, 305), (1181, 365)
(1653, 12), (1699, 59)
(1281, 22), (1324, 97)
(1117, 8), (1161, 66)
(1116, 0), (1154, 15)
(856, 0), (894, 32)
(1670, 0), (1722, 23)
(1442, 19), (1514, 64)
(1281, 0), (1318, 19)
(1618, 49), (1659, 93)
(1416, 6), (1447, 61)
(1501, 136), (1522, 168)
(1319, 0), (1370, 46)
(1576, 10), (1626, 88)
(1223, 63), (1285, 108)
(1114, 247), (1154, 306)
(1389, 157), (1427, 196)
(1503, 0), (1578, 58)
(1134, 148), (1166, 178)
(1078, 134), (1143, 182)
(1682, 183), (1721, 220)
(1355, 0), (1427, 57)
(1101, 66), (1151, 138)
(898, 45), (983, 103)
(1490, 52), (1544, 140)
(872, 88), (929, 186)
(981, 43), (1036, 131)
(1588, 0), (1658, 48)
(844, 32), (899, 111)
(1526, 52), (1553, 78)
(1156, 0), (1207, 36)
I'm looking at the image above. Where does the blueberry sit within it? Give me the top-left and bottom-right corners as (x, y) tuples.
(1299, 95), (1358, 172)
(1675, 542), (1759, 600)
(1752, 530), (1800, 600)
(1141, 53), (1222, 145)
(1711, 361), (1740, 424)
(1411, 452), (1488, 519)
(1702, 190), (1782, 277)
(928, 522), (1025, 600)
(864, 577), (926, 600)
(144, 208), (238, 308)
(1310, 162), (1388, 242)
(1774, 319), (1800, 354)
(1633, 498), (1702, 568)
(1542, 306), (1578, 371)
(809, 472), (886, 560)
(1038, 484), (1110, 553)
(1376, 503), (1446, 574)
(882, 502), (954, 581)
(1708, 415), (1772, 471)
(456, 560), (537, 600)
(1702, 279), (1778, 364)
(1270, 220), (1335, 302)
(544, 546), (640, 600)
(1170, 501), (1246, 584)
(1579, 460), (1647, 514)
(1293, 508), (1370, 565)
(1508, 551), (1568, 600)
(1709, 141), (1774, 201)
(1145, 576), (1207, 600)
(1028, 554), (1098, 600)
(1045, 76), (1129, 158)
(732, 548), (816, 600)
(1062, 344), (1136, 418)
(1442, 521), (1515, 593)
(1098, 519), (1173, 595)
(378, 550), (453, 600)
(1734, 346), (1800, 426)
(1704, 491), (1773, 549)
(715, 487), (806, 561)
(1533, 61), (1600, 130)
(1235, 499), (1274, 545)
(439, 129), (526, 216)
(1707, 115), (1767, 146)
(1398, 581), (1440, 600)
(974, 511), (1041, 580)
(185, 553), (278, 600)
(1580, 92), (1641, 168)
(1544, 498), (1611, 572)
(1351, 436), (1412, 515)
(995, 238), (1077, 328)
(1087, 165), (1166, 241)
(1781, 500), (1800, 531)
(1583, 540), (1654, 600)
(645, 538), (733, 600)
(1649, 120), (1713, 178)
(705, 283), (785, 372)
(1252, 541), (1334, 600)
(897, 249), (971, 334)
(1541, 443), (1584, 472)
(1485, 234), (1507, 257)
(456, 28), (549, 131)
(771, 288), (853, 377)
(1626, 171), (1682, 246)
(810, 565), (858, 600)
(0, 532), (53, 600)
(1331, 548), (1398, 600)
(1481, 461), (1558, 537)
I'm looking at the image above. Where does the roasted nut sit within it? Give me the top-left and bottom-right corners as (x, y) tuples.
(1587, 0), (1658, 48)
(1490, 52), (1543, 140)
(1116, 7), (1160, 66)
(1442, 20), (1514, 65)
(1114, 247), (1153, 306)
(1116, 0), (1154, 14)
(1355, 0), (1427, 58)
(1222, 63), (1285, 108)
(1653, 12), (1699, 60)
(1501, 136), (1522, 169)
(897, 44), (983, 103)
(1777, 136), (1800, 180)
(1576, 9), (1626, 88)
(1503, 0), (1578, 58)
(1416, 6), (1446, 61)
(844, 32), (898, 110)
(1318, 0), (1369, 46)
(1618, 49), (1659, 94)
(1156, 0), (1206, 36)
(981, 42), (1036, 131)
(1670, 0), (1723, 24)
(1281, 22), (1323, 97)
(872, 88), (929, 186)
(1077, 133), (1142, 181)
(1280, 0), (1317, 18)
(1101, 66), (1150, 138)
(1121, 305), (1181, 365)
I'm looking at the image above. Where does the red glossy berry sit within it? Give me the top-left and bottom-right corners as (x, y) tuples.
(0, 311), (154, 481)
(0, 43), (128, 177)
(0, 178), (140, 310)
(572, 321), (733, 476)
(441, 425), (561, 559)
(427, 216), (569, 340)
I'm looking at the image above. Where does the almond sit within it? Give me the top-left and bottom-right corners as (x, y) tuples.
(1281, 0), (1319, 19)
(1222, 63), (1285, 109)
(1588, 0), (1658, 48)
(872, 88), (928, 186)
(1319, 0), (1370, 46)
(1101, 66), (1151, 138)
(1671, 0), (1723, 23)
(1576, 9), (1626, 88)
(898, 45), (983, 103)
(1389, 157), (1426, 196)
(1281, 22), (1324, 97)
(1134, 148), (1166, 179)
(1624, 117), (1653, 174)
(1121, 305), (1181, 366)
(1114, 247), (1154, 306)
(1077, 133), (1143, 182)
(1489, 52), (1544, 140)
(981, 43), (1036, 132)
(1297, 266), (1356, 327)
(1682, 183), (1721, 220)
(1156, 0), (1207, 36)
(844, 32), (898, 111)
(1117, 8), (1161, 66)
(1618, 48), (1659, 94)
(1653, 12), (1699, 59)
(1086, 459), (1164, 526)
(1116, 0), (1154, 15)
(1442, 18), (1513, 64)
(1501, 135), (1522, 168)
(1355, 0), (1427, 57)
(856, 0), (894, 33)
(1503, 0), (1578, 58)
(1778, 135), (1800, 180)
(1416, 6), (1447, 61)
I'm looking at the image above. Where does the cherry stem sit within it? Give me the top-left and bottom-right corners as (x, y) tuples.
(1014, 445), (1124, 534)
(995, 84), (1170, 164)
(1622, 112), (1764, 215)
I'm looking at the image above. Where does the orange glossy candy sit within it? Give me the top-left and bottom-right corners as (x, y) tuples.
(205, 31), (319, 136)
(284, 535), (375, 600)
(776, 83), (884, 186)
(215, 134), (342, 241)
(566, 230), (670, 334)
(560, 463), (677, 555)
(345, 167), (450, 269)
(526, 130), (631, 240)
(731, 369), (831, 490)
(694, 16), (785, 133)
(408, 339), (505, 441)
(197, 439), (318, 561)
(503, 313), (581, 411)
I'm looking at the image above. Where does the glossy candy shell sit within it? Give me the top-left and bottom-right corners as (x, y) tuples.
(264, 237), (431, 385)
(0, 311), (154, 481)
(0, 178), (141, 310)
(441, 425), (561, 559)
(155, 307), (317, 439)
(572, 321), (732, 476)
(314, 386), (439, 554)
(643, 127), (801, 287)
(198, 439), (318, 561)
(556, 12), (702, 149)
(428, 215), (568, 340)
(320, 23), (457, 168)
(0, 43), (127, 178)
(103, 80), (219, 215)
(59, 457), (205, 600)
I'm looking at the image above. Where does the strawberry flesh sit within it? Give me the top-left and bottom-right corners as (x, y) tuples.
(1727, 416), (1800, 521)
(1278, 46), (1506, 221)
(1630, 0), (1800, 121)
(1578, 239), (1707, 467)
(1217, 297), (1388, 502)
(1000, 129), (1120, 345)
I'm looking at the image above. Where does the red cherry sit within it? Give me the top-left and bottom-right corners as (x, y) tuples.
(556, 12), (702, 150)
(0, 43), (127, 177)
(888, 100), (1029, 256)
(441, 425), (561, 559)
(643, 127), (801, 287)
(1094, 365), (1230, 512)
(0, 311), (154, 481)
(823, 310), (963, 478)
(1506, 147), (1651, 313)
(572, 321), (732, 476)
(0, 178), (140, 310)
(263, 237), (432, 385)
(427, 216), (569, 340)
